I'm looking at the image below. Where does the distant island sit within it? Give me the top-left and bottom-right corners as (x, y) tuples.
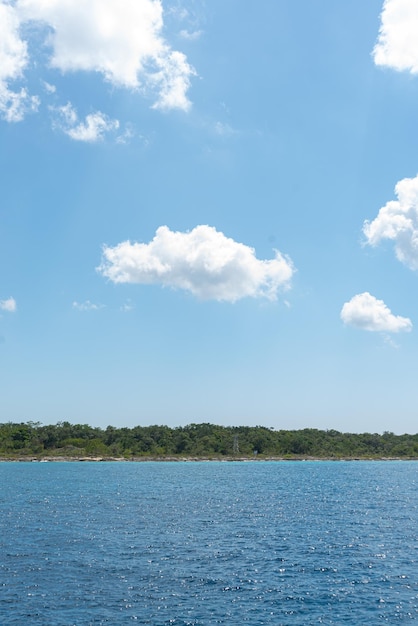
(1, 421), (418, 461)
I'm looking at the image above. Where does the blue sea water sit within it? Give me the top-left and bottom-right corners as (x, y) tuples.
(1, 461), (418, 625)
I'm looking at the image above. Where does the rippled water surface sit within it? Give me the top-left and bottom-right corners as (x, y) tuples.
(1, 460), (418, 624)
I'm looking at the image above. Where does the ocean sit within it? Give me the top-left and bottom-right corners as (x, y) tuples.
(1, 460), (417, 624)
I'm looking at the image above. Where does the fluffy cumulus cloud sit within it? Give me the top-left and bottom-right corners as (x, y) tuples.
(363, 174), (418, 269)
(53, 103), (119, 142)
(373, 0), (418, 73)
(98, 225), (294, 302)
(0, 0), (194, 124)
(0, 297), (17, 312)
(341, 292), (412, 333)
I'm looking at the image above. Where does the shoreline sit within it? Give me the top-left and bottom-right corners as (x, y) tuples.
(1, 455), (417, 462)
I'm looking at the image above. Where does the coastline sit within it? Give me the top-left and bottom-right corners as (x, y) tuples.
(1, 455), (417, 462)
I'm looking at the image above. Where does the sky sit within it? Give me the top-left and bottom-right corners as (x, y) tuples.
(1, 0), (418, 434)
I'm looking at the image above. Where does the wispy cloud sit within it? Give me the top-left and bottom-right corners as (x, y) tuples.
(213, 121), (237, 137)
(363, 173), (418, 270)
(120, 301), (134, 312)
(373, 0), (418, 74)
(0, 297), (17, 312)
(42, 81), (56, 94)
(116, 125), (136, 145)
(341, 292), (412, 333)
(72, 300), (104, 311)
(98, 225), (294, 302)
(179, 29), (202, 41)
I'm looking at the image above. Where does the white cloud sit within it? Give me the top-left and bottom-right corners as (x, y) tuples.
(42, 80), (56, 94)
(213, 121), (237, 137)
(0, 1), (38, 121)
(150, 49), (195, 111)
(98, 225), (294, 302)
(72, 300), (103, 311)
(17, 0), (195, 112)
(120, 301), (134, 312)
(54, 102), (77, 125)
(373, 0), (418, 73)
(116, 125), (135, 145)
(67, 112), (119, 143)
(341, 292), (412, 333)
(53, 103), (119, 142)
(0, 3), (26, 81)
(363, 174), (418, 269)
(0, 297), (17, 312)
(179, 29), (202, 41)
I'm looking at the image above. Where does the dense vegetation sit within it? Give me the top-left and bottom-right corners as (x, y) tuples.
(1, 421), (418, 459)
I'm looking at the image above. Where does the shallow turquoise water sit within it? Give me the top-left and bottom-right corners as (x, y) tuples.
(1, 460), (418, 624)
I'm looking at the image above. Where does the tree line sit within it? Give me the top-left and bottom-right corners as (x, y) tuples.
(1, 421), (418, 458)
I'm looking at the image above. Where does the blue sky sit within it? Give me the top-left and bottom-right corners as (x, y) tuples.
(2, 0), (418, 433)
